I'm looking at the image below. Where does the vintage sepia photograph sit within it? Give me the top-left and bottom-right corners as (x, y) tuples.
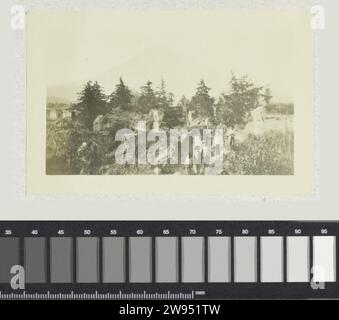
(44, 11), (295, 176)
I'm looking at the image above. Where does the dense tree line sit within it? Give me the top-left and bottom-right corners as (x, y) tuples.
(74, 75), (271, 130)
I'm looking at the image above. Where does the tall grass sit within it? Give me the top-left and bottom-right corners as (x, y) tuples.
(224, 130), (294, 175)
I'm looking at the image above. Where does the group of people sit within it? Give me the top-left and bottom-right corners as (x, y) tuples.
(75, 124), (237, 175)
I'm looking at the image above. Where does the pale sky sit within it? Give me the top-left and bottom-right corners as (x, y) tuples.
(29, 10), (312, 103)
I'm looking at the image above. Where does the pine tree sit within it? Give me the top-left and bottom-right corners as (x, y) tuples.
(77, 81), (107, 129)
(108, 78), (133, 110)
(178, 96), (190, 112)
(190, 79), (215, 118)
(155, 78), (173, 109)
(219, 75), (264, 125)
(138, 81), (158, 113)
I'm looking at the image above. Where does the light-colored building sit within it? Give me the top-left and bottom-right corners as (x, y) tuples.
(47, 103), (72, 121)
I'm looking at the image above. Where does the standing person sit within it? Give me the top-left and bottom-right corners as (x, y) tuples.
(77, 140), (98, 174)
(77, 142), (90, 174)
(228, 125), (236, 150)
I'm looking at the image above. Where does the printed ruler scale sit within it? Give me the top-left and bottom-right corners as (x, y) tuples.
(0, 290), (196, 300)
(0, 221), (338, 299)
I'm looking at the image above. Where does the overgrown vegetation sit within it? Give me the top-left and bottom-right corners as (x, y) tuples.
(46, 74), (294, 175)
(224, 131), (294, 175)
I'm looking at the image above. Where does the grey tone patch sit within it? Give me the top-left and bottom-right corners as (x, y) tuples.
(0, 238), (20, 283)
(129, 237), (152, 283)
(76, 237), (99, 283)
(182, 237), (204, 283)
(50, 237), (73, 283)
(234, 237), (257, 283)
(155, 237), (178, 283)
(260, 237), (284, 282)
(24, 237), (47, 283)
(208, 237), (231, 282)
(102, 237), (125, 283)
(287, 236), (310, 282)
(313, 236), (336, 282)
